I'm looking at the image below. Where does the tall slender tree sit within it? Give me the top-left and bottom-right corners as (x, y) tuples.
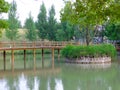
(56, 21), (74, 41)
(6, 0), (19, 41)
(47, 5), (57, 40)
(25, 13), (37, 41)
(36, 2), (47, 40)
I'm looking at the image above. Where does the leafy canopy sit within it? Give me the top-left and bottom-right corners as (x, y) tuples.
(104, 23), (120, 41)
(61, 0), (120, 26)
(61, 0), (120, 45)
(0, 0), (9, 29)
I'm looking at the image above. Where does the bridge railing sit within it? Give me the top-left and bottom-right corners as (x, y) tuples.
(0, 41), (80, 48)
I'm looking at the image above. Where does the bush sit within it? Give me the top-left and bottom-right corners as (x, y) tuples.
(61, 44), (117, 60)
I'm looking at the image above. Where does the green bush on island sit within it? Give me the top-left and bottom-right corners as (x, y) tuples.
(61, 44), (117, 60)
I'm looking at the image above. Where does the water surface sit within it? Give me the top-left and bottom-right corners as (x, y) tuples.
(0, 54), (120, 90)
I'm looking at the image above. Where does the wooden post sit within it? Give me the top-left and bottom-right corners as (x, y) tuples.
(58, 49), (60, 62)
(11, 50), (14, 72)
(24, 50), (26, 69)
(3, 51), (6, 71)
(52, 48), (54, 69)
(33, 49), (36, 71)
(42, 48), (44, 68)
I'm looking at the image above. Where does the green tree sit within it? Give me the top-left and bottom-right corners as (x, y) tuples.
(61, 0), (120, 45)
(47, 5), (57, 40)
(36, 2), (47, 40)
(56, 21), (74, 41)
(0, 0), (9, 29)
(25, 13), (37, 41)
(18, 20), (22, 28)
(104, 23), (120, 42)
(6, 0), (19, 41)
(74, 25), (86, 42)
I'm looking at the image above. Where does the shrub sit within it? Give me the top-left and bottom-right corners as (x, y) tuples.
(61, 44), (117, 60)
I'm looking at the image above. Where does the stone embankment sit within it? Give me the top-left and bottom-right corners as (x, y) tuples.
(65, 57), (111, 64)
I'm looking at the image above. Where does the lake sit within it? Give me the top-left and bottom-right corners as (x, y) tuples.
(0, 53), (120, 90)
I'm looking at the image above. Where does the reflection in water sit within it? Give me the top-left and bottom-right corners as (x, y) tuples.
(73, 63), (111, 69)
(47, 79), (50, 90)
(55, 79), (64, 90)
(18, 74), (29, 90)
(33, 77), (39, 90)
(0, 54), (120, 90)
(0, 79), (8, 90)
(0, 63), (120, 90)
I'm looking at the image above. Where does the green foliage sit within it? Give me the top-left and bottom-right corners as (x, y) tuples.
(61, 45), (74, 58)
(56, 21), (74, 41)
(25, 13), (37, 41)
(61, 44), (117, 60)
(0, 19), (9, 29)
(36, 2), (47, 40)
(74, 25), (85, 42)
(56, 29), (65, 41)
(5, 0), (19, 41)
(61, 0), (120, 45)
(60, 1), (73, 23)
(0, 0), (9, 13)
(47, 5), (57, 40)
(104, 23), (120, 41)
(61, 0), (120, 25)
(0, 0), (9, 35)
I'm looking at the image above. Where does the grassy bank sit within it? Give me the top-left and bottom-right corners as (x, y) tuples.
(61, 44), (117, 60)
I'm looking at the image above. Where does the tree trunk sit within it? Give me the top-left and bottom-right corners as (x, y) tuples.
(86, 27), (90, 46)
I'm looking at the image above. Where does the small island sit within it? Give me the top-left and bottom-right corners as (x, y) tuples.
(61, 44), (117, 64)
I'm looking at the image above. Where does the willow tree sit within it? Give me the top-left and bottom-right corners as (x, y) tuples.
(61, 0), (120, 45)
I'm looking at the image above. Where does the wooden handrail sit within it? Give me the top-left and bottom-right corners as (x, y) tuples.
(0, 41), (80, 48)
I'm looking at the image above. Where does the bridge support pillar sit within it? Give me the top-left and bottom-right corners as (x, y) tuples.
(24, 50), (26, 69)
(3, 51), (6, 71)
(42, 49), (44, 68)
(52, 48), (54, 69)
(11, 50), (14, 72)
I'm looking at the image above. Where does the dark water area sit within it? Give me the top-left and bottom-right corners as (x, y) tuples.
(0, 54), (120, 90)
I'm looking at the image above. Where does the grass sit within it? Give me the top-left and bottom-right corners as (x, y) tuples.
(0, 28), (27, 41)
(61, 44), (117, 60)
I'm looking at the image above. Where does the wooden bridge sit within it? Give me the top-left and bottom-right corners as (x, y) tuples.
(0, 41), (80, 50)
(1, 41), (119, 71)
(0, 41), (80, 71)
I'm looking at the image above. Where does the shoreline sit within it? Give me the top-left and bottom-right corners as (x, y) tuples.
(65, 57), (111, 64)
